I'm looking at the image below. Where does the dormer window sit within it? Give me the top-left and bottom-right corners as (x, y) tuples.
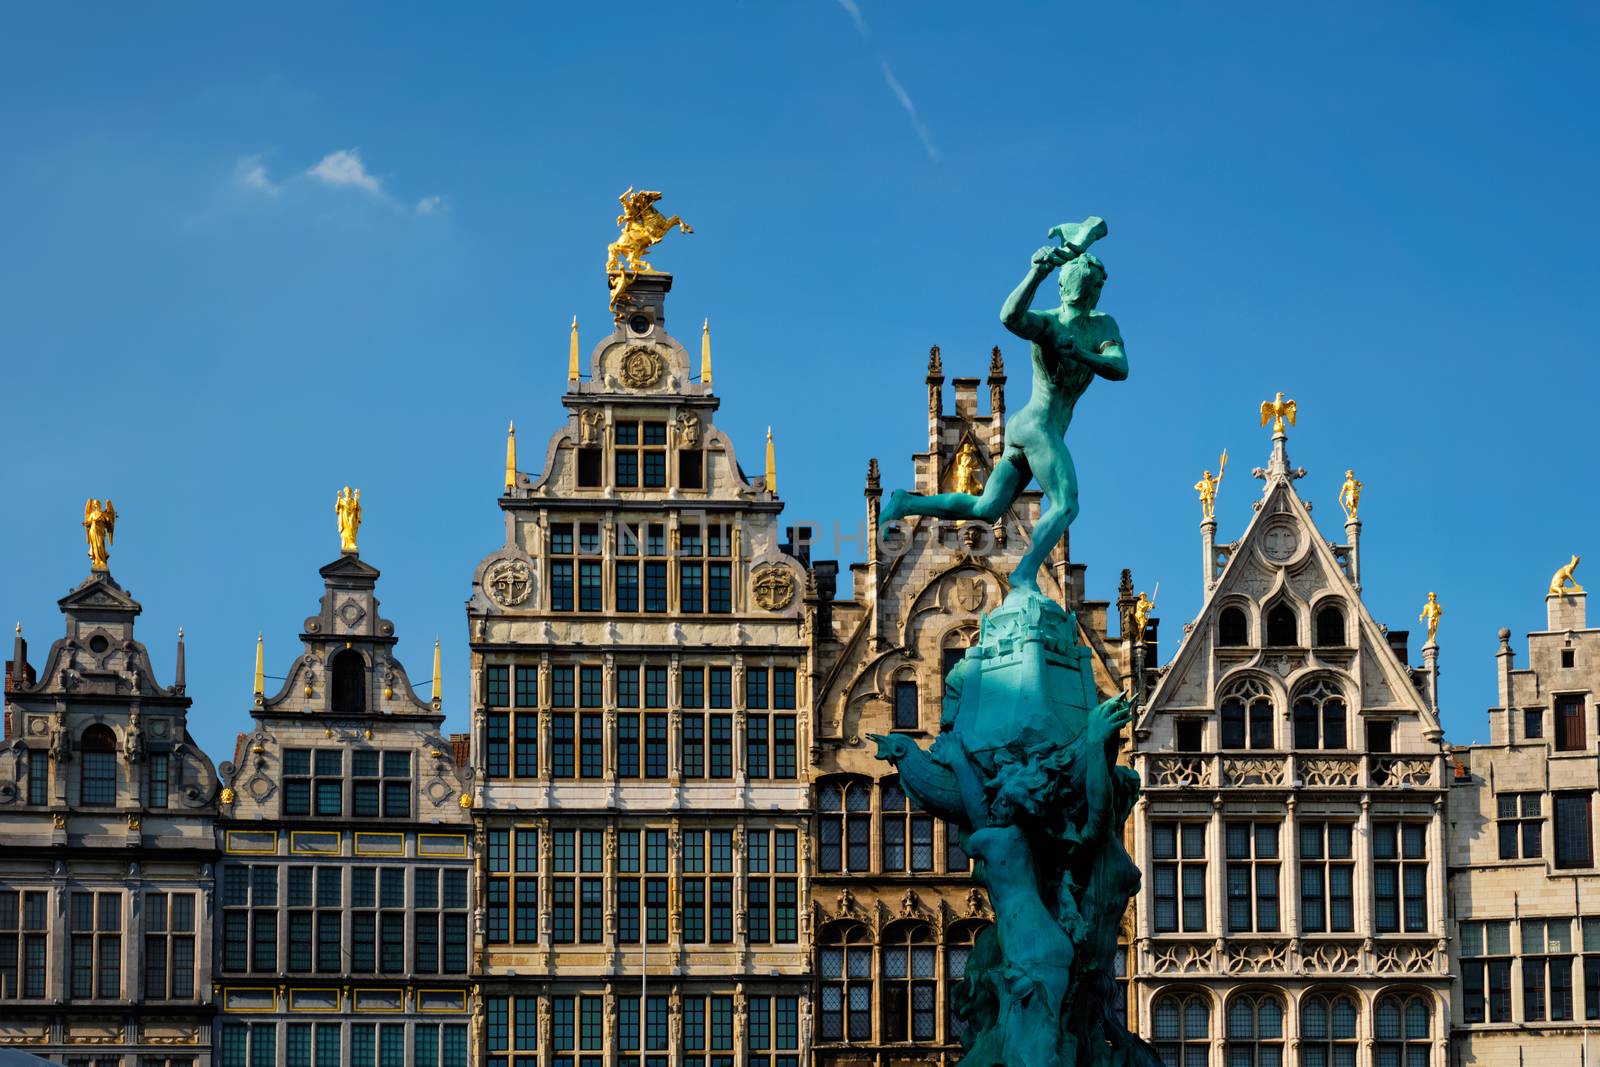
(331, 649), (367, 715)
(1315, 606), (1346, 647)
(1218, 606), (1249, 647)
(1266, 603), (1298, 647)
(80, 725), (117, 806)
(615, 421), (667, 488)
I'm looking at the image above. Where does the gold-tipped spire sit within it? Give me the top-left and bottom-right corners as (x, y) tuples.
(504, 422), (517, 493)
(431, 638), (442, 705)
(765, 427), (777, 493)
(568, 316), (580, 382)
(701, 318), (713, 386)
(252, 632), (265, 703)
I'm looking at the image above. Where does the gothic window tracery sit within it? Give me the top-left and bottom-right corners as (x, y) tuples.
(818, 923), (873, 1042)
(817, 777), (872, 873)
(1151, 991), (1210, 1065)
(1292, 678), (1348, 751)
(1224, 992), (1284, 1066)
(1220, 676), (1274, 751)
(1218, 605), (1250, 647)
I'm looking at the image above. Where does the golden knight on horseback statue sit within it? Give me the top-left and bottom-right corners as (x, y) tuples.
(606, 187), (693, 315)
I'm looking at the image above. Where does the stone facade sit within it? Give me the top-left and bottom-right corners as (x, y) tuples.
(214, 552), (475, 1067)
(467, 273), (813, 1067)
(0, 565), (222, 1066)
(1131, 427), (1453, 1066)
(1448, 588), (1600, 1063)
(807, 346), (1135, 1067)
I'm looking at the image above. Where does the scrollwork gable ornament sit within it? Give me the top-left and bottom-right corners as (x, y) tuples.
(485, 559), (534, 608)
(616, 345), (665, 389)
(751, 565), (797, 611)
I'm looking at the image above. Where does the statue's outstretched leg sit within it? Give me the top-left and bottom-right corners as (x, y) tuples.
(881, 454), (1027, 525)
(1011, 444), (1078, 592)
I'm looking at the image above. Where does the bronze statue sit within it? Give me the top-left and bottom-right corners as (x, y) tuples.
(83, 498), (116, 571)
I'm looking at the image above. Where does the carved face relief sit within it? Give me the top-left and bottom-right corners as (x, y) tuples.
(752, 566), (796, 611)
(617, 345), (664, 388)
(485, 559), (534, 607)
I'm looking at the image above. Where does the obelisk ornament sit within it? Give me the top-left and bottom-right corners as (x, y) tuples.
(605, 187), (693, 316)
(879, 215), (1127, 592)
(872, 216), (1161, 1067)
(335, 487), (362, 555)
(82, 498), (117, 571)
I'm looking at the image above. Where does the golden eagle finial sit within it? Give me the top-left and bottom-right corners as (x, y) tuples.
(1259, 391), (1297, 435)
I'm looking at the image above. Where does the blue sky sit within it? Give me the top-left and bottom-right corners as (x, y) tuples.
(3, 2), (1598, 760)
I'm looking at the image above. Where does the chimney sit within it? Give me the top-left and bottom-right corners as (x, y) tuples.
(449, 733), (471, 768)
(1386, 629), (1411, 667)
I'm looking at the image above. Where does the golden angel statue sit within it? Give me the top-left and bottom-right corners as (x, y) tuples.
(1194, 449), (1227, 521)
(1338, 469), (1364, 521)
(606, 188), (693, 313)
(335, 486), (362, 555)
(83, 498), (116, 570)
(1419, 591), (1443, 643)
(1259, 391), (1297, 434)
(1550, 554), (1584, 597)
(950, 440), (985, 496)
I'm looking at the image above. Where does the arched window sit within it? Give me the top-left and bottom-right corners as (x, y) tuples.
(946, 922), (985, 1043)
(1293, 679), (1348, 750)
(881, 778), (933, 872)
(1301, 992), (1358, 1065)
(818, 778), (872, 873)
(818, 924), (873, 1042)
(1376, 992), (1431, 1065)
(1218, 606), (1249, 647)
(893, 678), (919, 730)
(1265, 602), (1298, 647)
(331, 649), (367, 715)
(1151, 992), (1209, 1065)
(882, 923), (937, 1042)
(80, 724), (117, 806)
(1225, 993), (1283, 1066)
(1315, 605), (1346, 647)
(1220, 677), (1273, 750)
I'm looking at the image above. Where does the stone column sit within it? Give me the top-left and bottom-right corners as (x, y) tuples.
(1201, 518), (1217, 593)
(1422, 639), (1440, 713)
(1344, 517), (1362, 592)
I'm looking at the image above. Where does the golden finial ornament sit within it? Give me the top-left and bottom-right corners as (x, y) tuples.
(335, 487), (362, 555)
(1193, 449), (1227, 521)
(82, 498), (117, 571)
(950, 440), (985, 496)
(765, 427), (777, 493)
(458, 792), (473, 810)
(1259, 391), (1297, 435)
(1550, 554), (1584, 597)
(1419, 591), (1443, 644)
(1133, 586), (1158, 638)
(253, 632), (265, 703)
(1338, 469), (1364, 521)
(568, 317), (580, 382)
(504, 422), (517, 493)
(220, 786), (235, 806)
(431, 638), (442, 706)
(701, 319), (713, 386)
(605, 188), (693, 316)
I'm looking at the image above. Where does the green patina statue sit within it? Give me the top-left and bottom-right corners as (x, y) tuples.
(879, 216), (1126, 591)
(873, 219), (1159, 1067)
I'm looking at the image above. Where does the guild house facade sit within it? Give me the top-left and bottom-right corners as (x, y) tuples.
(465, 271), (813, 1067)
(212, 545), (476, 1067)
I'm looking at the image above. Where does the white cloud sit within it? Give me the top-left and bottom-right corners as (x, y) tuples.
(306, 148), (383, 195)
(881, 62), (940, 162)
(236, 155), (279, 195)
(415, 195), (445, 215)
(835, 0), (868, 38)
